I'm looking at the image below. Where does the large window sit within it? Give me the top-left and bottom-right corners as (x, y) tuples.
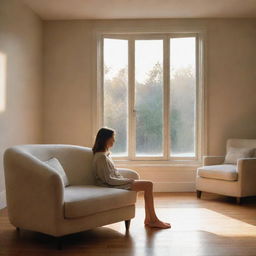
(99, 33), (204, 162)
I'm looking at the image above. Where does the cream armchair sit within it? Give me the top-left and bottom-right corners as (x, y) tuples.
(196, 139), (256, 204)
(3, 144), (139, 248)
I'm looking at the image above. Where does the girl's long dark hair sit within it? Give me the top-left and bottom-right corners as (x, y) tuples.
(92, 127), (115, 154)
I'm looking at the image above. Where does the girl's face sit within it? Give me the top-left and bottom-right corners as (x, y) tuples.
(106, 134), (115, 149)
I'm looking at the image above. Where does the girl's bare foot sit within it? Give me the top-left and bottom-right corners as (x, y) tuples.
(144, 219), (171, 229)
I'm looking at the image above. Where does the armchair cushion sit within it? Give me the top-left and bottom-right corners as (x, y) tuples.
(197, 164), (238, 181)
(64, 185), (137, 218)
(44, 157), (69, 187)
(224, 147), (255, 164)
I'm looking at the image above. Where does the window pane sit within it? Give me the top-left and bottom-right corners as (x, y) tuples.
(135, 40), (163, 156)
(170, 37), (196, 157)
(103, 38), (128, 156)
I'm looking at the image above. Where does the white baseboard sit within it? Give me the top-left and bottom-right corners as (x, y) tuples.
(154, 182), (196, 192)
(0, 190), (6, 209)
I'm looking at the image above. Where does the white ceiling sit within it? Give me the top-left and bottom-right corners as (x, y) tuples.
(22, 0), (256, 20)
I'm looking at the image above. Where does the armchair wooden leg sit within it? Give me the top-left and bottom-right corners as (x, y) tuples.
(125, 220), (131, 230)
(196, 190), (202, 199)
(56, 236), (62, 250)
(236, 197), (242, 205)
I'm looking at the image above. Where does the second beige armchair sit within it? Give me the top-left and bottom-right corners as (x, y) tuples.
(196, 139), (256, 204)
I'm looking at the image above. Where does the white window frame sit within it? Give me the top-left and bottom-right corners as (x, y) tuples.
(93, 31), (207, 166)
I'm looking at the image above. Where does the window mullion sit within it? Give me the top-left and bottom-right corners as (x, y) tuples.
(128, 38), (136, 160)
(165, 36), (171, 159)
(195, 34), (201, 160)
(99, 35), (104, 129)
(163, 37), (168, 160)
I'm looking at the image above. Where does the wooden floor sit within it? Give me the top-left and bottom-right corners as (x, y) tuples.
(1, 192), (256, 256)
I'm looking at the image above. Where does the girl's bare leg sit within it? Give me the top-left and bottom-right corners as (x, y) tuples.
(130, 180), (171, 229)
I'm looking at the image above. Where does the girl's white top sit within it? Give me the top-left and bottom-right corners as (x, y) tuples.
(92, 151), (133, 190)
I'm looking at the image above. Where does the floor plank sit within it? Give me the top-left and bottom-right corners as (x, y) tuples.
(0, 192), (256, 255)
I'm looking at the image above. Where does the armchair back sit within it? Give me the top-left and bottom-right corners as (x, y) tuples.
(227, 139), (256, 155)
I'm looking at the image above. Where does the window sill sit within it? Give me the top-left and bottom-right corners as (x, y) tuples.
(113, 159), (202, 167)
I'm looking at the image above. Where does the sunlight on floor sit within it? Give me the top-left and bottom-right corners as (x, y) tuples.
(167, 208), (256, 237)
(107, 207), (256, 238)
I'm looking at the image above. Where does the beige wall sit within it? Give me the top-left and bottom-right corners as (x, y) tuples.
(42, 18), (256, 191)
(206, 19), (256, 154)
(1, 14), (255, 205)
(0, 0), (43, 207)
(42, 21), (93, 146)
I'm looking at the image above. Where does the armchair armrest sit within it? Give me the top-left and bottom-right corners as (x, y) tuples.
(3, 148), (64, 235)
(203, 156), (225, 166)
(237, 158), (256, 196)
(116, 168), (140, 180)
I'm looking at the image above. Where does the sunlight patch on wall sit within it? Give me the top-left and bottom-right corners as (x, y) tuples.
(0, 52), (6, 112)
